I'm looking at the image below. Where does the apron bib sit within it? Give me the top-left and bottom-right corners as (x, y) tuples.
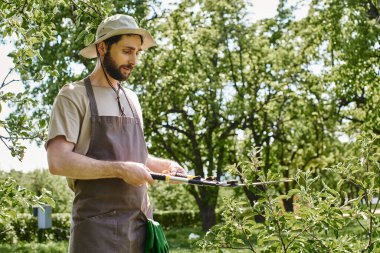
(69, 77), (152, 253)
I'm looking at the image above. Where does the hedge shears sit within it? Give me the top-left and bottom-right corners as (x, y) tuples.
(150, 172), (293, 187)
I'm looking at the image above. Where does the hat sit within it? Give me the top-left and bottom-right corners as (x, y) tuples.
(79, 14), (156, 58)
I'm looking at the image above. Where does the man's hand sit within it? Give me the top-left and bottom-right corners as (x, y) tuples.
(163, 162), (187, 176)
(146, 155), (187, 184)
(119, 162), (155, 187)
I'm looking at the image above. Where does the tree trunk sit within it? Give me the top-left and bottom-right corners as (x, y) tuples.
(199, 203), (217, 231)
(188, 186), (219, 231)
(282, 197), (294, 212)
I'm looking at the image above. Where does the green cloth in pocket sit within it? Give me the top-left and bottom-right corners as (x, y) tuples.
(144, 219), (169, 253)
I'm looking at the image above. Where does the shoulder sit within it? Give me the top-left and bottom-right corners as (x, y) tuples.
(58, 79), (87, 100)
(52, 79), (89, 114)
(123, 87), (139, 100)
(123, 87), (141, 108)
(54, 79), (89, 108)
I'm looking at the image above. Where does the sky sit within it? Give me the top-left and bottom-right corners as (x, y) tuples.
(0, 0), (309, 172)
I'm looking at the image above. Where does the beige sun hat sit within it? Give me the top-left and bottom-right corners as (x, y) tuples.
(79, 14), (156, 59)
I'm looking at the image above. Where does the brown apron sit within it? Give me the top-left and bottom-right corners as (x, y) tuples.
(69, 77), (152, 253)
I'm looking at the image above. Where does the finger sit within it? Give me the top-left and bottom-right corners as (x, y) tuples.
(141, 165), (154, 185)
(146, 172), (155, 185)
(169, 168), (177, 176)
(169, 162), (181, 170)
(144, 165), (151, 172)
(176, 167), (186, 174)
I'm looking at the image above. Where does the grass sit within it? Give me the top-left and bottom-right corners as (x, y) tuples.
(0, 241), (68, 253)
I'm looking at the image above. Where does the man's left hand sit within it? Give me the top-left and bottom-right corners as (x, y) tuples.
(163, 162), (186, 176)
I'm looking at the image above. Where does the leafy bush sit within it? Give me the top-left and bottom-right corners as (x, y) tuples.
(50, 213), (71, 241)
(0, 210), (204, 242)
(0, 176), (54, 244)
(149, 181), (198, 211)
(154, 210), (201, 229)
(0, 213), (70, 243)
(12, 214), (37, 242)
(199, 135), (380, 252)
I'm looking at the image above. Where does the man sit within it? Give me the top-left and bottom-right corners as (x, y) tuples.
(46, 14), (185, 252)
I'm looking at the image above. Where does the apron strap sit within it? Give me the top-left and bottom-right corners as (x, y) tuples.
(119, 85), (143, 126)
(84, 77), (99, 117)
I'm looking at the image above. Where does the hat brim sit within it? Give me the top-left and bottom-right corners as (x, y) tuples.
(79, 28), (156, 59)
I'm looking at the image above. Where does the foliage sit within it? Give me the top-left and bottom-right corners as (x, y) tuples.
(149, 181), (197, 211)
(0, 176), (54, 243)
(327, 134), (380, 252)
(155, 210), (201, 229)
(0, 170), (73, 213)
(0, 213), (71, 243)
(199, 136), (380, 252)
(0, 176), (54, 223)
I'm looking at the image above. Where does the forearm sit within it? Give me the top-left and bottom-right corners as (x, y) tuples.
(47, 136), (154, 186)
(48, 148), (121, 179)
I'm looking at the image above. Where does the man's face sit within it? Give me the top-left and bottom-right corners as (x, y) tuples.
(103, 35), (142, 81)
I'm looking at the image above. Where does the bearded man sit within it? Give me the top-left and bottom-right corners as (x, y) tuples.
(46, 14), (184, 252)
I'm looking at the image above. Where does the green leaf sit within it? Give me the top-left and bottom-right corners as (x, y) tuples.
(29, 37), (39, 45)
(39, 119), (46, 128)
(369, 243), (374, 252)
(25, 48), (35, 58)
(75, 16), (81, 28)
(287, 189), (300, 197)
(84, 33), (95, 46)
(36, 51), (43, 61)
(75, 30), (87, 43)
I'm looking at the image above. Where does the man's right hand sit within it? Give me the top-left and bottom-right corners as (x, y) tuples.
(119, 162), (155, 186)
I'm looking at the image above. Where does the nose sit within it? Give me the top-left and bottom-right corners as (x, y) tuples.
(128, 53), (138, 67)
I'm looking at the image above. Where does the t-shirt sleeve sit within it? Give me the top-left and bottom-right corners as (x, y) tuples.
(46, 94), (82, 148)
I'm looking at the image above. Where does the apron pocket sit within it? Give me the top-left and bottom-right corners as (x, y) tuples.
(116, 210), (148, 253)
(69, 210), (117, 253)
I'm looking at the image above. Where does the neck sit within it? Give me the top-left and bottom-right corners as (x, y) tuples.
(89, 62), (119, 88)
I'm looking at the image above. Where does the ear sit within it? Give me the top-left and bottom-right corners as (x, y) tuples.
(96, 41), (107, 57)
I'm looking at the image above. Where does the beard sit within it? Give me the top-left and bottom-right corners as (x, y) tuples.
(103, 50), (133, 81)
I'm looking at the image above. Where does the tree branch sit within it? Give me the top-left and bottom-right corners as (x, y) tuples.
(69, 0), (96, 19)
(1, 66), (16, 89)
